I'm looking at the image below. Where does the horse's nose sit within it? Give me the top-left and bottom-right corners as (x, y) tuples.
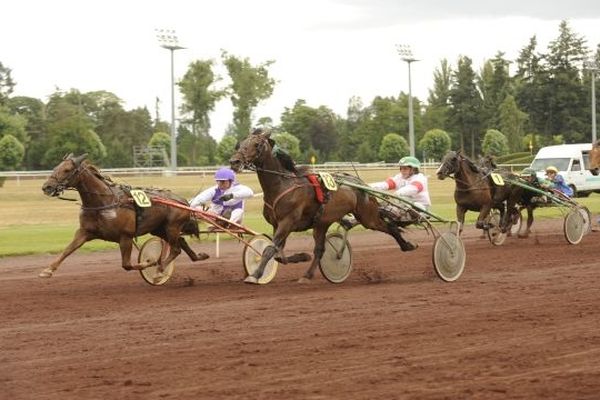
(229, 158), (242, 172)
(42, 182), (53, 195)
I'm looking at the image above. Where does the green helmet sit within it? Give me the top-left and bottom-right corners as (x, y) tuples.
(520, 167), (537, 177)
(398, 156), (421, 169)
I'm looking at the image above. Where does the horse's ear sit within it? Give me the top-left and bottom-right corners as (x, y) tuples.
(73, 153), (88, 166)
(251, 127), (263, 136)
(63, 152), (74, 160)
(234, 141), (240, 150)
(268, 137), (275, 147)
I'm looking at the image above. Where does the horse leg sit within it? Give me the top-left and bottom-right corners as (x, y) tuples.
(244, 223), (292, 284)
(357, 204), (417, 252)
(118, 236), (137, 270)
(476, 204), (492, 230)
(457, 206), (467, 236)
(39, 229), (90, 278)
(179, 236), (209, 261)
(298, 225), (328, 283)
(519, 206), (534, 238)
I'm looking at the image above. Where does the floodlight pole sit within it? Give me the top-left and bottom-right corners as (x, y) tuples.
(156, 29), (185, 172)
(396, 44), (419, 157)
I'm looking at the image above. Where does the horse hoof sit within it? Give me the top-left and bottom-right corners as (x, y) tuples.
(244, 276), (259, 284)
(38, 270), (53, 278)
(297, 277), (312, 284)
(196, 253), (210, 261)
(400, 242), (418, 252)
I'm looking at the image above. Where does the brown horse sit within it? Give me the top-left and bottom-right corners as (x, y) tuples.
(229, 129), (417, 284)
(589, 140), (600, 174)
(436, 150), (522, 234)
(39, 153), (206, 278)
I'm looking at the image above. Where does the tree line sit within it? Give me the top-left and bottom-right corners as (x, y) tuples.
(0, 20), (598, 170)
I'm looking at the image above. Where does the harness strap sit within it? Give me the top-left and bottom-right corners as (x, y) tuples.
(264, 184), (305, 215)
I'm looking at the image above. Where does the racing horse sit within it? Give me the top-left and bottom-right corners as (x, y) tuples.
(436, 150), (522, 234)
(39, 153), (206, 278)
(229, 129), (417, 284)
(589, 140), (600, 174)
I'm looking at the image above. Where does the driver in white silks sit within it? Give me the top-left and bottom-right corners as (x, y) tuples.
(189, 167), (254, 226)
(340, 156), (431, 230)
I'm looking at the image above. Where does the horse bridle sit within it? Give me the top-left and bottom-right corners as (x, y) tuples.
(47, 160), (85, 195)
(438, 153), (491, 191)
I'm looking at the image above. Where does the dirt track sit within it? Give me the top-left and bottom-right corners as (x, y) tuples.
(1, 219), (600, 400)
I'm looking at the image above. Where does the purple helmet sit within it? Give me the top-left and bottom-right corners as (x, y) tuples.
(214, 167), (235, 181)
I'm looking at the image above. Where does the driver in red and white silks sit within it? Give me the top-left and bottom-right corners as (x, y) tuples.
(370, 156), (431, 211)
(190, 167), (254, 224)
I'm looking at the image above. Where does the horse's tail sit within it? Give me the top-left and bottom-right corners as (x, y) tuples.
(181, 218), (200, 237)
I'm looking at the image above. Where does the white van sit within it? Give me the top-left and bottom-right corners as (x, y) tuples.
(529, 143), (600, 197)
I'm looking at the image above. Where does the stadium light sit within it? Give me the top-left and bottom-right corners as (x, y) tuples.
(396, 44), (419, 157)
(584, 59), (599, 143)
(156, 29), (185, 172)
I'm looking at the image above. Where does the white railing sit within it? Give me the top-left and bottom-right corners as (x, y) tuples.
(0, 162), (531, 180)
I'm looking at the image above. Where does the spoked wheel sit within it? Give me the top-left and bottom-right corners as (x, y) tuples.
(138, 237), (175, 286)
(242, 235), (279, 284)
(432, 231), (466, 282)
(578, 206), (592, 235)
(320, 233), (352, 283)
(486, 210), (506, 246)
(564, 209), (585, 245)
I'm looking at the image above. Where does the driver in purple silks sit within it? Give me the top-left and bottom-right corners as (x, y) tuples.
(189, 168), (254, 224)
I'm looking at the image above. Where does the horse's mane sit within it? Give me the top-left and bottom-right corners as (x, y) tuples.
(82, 160), (183, 201)
(83, 161), (116, 186)
(270, 142), (300, 175)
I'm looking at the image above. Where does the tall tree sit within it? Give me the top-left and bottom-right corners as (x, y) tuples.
(280, 100), (339, 160)
(498, 95), (528, 152)
(422, 59), (452, 133)
(7, 96), (46, 169)
(0, 61), (15, 106)
(178, 59), (226, 135)
(221, 51), (276, 139)
(545, 20), (589, 142)
(448, 55), (483, 157)
(478, 52), (512, 130)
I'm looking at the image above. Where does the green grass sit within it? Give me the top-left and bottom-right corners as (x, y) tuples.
(1, 168), (598, 257)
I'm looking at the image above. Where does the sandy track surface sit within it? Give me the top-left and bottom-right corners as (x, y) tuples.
(1, 219), (599, 399)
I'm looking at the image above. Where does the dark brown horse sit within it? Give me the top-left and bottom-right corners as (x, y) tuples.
(229, 129), (417, 284)
(40, 153), (206, 278)
(436, 150), (522, 234)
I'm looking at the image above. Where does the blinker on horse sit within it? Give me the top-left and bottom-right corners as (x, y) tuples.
(39, 153), (206, 278)
(229, 128), (418, 284)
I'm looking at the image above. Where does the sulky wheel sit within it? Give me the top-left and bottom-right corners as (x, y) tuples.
(563, 209), (585, 245)
(320, 232), (353, 283)
(486, 209), (507, 246)
(432, 231), (466, 282)
(242, 235), (279, 284)
(138, 237), (175, 286)
(577, 205), (592, 235)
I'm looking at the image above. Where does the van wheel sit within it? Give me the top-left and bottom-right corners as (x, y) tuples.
(578, 191), (591, 197)
(569, 185), (577, 197)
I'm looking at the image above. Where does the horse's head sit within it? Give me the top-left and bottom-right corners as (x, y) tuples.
(229, 128), (273, 172)
(42, 153), (88, 196)
(589, 140), (600, 176)
(436, 150), (460, 180)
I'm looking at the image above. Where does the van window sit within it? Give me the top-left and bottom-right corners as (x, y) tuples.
(530, 158), (570, 172)
(572, 159), (581, 171)
(582, 151), (591, 169)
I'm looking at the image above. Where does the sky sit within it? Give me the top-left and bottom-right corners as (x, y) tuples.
(2, 0), (600, 141)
